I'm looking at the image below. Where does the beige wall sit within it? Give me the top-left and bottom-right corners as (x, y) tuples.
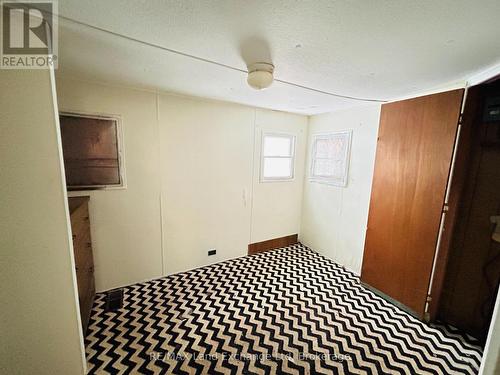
(251, 110), (308, 243)
(300, 104), (381, 274)
(0, 70), (85, 373)
(56, 76), (307, 289)
(158, 94), (254, 274)
(57, 79), (164, 292)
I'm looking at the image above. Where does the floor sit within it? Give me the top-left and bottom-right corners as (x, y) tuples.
(85, 243), (482, 374)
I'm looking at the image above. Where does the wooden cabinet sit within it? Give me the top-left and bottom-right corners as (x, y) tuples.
(68, 197), (95, 334)
(60, 114), (122, 189)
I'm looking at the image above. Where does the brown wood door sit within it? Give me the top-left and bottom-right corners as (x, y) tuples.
(361, 89), (464, 318)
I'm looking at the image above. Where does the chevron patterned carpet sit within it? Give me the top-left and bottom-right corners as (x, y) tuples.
(85, 243), (482, 374)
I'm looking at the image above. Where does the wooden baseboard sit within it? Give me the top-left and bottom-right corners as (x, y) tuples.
(248, 234), (298, 255)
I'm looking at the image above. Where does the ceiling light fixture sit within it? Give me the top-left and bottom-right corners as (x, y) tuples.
(247, 62), (274, 90)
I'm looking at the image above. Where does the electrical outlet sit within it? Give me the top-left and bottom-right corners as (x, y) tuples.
(208, 249), (216, 256)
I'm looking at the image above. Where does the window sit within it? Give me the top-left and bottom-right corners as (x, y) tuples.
(59, 113), (125, 190)
(310, 130), (352, 187)
(260, 133), (295, 181)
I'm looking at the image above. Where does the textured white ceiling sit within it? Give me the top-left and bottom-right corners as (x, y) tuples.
(55, 0), (500, 114)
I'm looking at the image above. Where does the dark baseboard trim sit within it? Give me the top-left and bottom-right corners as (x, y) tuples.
(248, 234), (298, 255)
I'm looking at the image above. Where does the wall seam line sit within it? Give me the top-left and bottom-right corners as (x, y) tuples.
(248, 108), (257, 245)
(156, 90), (166, 276)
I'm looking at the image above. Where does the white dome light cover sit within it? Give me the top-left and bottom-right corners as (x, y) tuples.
(247, 62), (274, 90)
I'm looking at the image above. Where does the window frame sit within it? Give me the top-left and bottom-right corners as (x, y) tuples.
(59, 111), (127, 191)
(260, 132), (296, 183)
(309, 130), (352, 187)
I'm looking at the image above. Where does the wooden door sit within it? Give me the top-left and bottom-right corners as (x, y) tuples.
(361, 89), (464, 318)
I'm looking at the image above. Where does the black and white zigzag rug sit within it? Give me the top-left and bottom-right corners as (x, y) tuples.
(85, 243), (482, 374)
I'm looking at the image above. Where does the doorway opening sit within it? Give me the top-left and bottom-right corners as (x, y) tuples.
(436, 77), (500, 344)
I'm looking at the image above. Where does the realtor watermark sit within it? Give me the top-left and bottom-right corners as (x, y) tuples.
(1, 0), (57, 69)
(149, 351), (352, 363)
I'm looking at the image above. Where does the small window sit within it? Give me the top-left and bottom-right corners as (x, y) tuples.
(310, 130), (352, 187)
(260, 133), (295, 182)
(59, 113), (125, 190)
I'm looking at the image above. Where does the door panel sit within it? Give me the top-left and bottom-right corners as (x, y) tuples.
(427, 86), (482, 321)
(361, 89), (464, 318)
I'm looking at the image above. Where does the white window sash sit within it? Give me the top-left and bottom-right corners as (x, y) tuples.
(260, 132), (296, 182)
(309, 130), (352, 187)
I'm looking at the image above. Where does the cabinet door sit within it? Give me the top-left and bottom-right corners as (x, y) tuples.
(361, 89), (464, 318)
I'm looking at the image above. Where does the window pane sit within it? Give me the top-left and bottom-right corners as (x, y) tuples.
(315, 139), (333, 158)
(310, 131), (351, 186)
(313, 159), (343, 177)
(263, 135), (292, 157)
(315, 136), (347, 159)
(263, 157), (292, 178)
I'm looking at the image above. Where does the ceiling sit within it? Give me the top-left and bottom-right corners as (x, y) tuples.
(54, 0), (500, 115)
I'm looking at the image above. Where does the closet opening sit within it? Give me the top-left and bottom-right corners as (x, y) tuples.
(434, 77), (500, 343)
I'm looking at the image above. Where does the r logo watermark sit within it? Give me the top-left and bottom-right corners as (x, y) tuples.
(1, 0), (57, 69)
